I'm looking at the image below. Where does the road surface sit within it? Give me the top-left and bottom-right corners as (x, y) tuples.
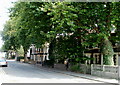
(0, 60), (117, 84)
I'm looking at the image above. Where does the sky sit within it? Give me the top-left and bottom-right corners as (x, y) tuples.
(0, 0), (18, 49)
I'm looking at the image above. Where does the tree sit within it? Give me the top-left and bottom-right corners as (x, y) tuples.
(1, 19), (20, 51)
(8, 2), (52, 62)
(2, 2), (119, 65)
(43, 2), (119, 65)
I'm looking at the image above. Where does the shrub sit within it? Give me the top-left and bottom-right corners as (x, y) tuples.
(70, 64), (81, 72)
(70, 64), (84, 73)
(16, 56), (24, 61)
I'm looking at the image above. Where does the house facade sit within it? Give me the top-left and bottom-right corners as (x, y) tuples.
(84, 44), (120, 65)
(29, 42), (50, 65)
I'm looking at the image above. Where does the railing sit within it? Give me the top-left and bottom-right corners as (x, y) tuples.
(104, 65), (118, 73)
(92, 65), (103, 71)
(80, 64), (91, 74)
(91, 64), (119, 79)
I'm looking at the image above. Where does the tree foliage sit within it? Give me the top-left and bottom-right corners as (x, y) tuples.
(1, 2), (120, 65)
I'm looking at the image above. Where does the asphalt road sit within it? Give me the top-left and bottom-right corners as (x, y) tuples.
(0, 60), (117, 84)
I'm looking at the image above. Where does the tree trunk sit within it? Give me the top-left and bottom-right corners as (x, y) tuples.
(77, 28), (84, 63)
(15, 52), (18, 61)
(101, 37), (114, 65)
(6, 52), (9, 59)
(48, 39), (56, 67)
(23, 48), (28, 63)
(10, 52), (12, 59)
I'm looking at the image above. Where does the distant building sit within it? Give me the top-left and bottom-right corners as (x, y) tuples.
(29, 42), (50, 65)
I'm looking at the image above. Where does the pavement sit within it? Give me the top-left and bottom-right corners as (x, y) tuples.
(34, 64), (119, 84)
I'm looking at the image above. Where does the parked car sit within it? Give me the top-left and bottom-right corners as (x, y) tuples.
(0, 58), (8, 67)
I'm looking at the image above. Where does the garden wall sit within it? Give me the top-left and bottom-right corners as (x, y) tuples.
(91, 64), (119, 79)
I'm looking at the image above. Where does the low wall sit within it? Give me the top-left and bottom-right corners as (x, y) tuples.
(54, 63), (91, 74)
(54, 63), (66, 70)
(91, 64), (119, 79)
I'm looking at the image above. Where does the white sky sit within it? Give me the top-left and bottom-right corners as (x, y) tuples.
(0, 0), (18, 49)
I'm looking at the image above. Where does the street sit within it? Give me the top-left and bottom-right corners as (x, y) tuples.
(0, 60), (118, 84)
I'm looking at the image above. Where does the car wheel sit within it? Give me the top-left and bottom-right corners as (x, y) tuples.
(3, 65), (7, 67)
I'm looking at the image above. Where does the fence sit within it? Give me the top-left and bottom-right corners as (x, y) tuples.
(80, 64), (91, 74)
(91, 64), (119, 79)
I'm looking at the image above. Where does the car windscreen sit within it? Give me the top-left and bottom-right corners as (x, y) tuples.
(0, 59), (6, 62)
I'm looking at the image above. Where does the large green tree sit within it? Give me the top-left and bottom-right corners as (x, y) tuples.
(2, 2), (119, 65)
(7, 2), (52, 62)
(1, 19), (20, 51)
(43, 2), (119, 65)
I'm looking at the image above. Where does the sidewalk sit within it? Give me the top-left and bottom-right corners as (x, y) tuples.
(35, 64), (119, 84)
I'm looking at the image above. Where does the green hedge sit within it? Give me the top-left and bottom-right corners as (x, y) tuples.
(16, 56), (24, 61)
(69, 64), (83, 73)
